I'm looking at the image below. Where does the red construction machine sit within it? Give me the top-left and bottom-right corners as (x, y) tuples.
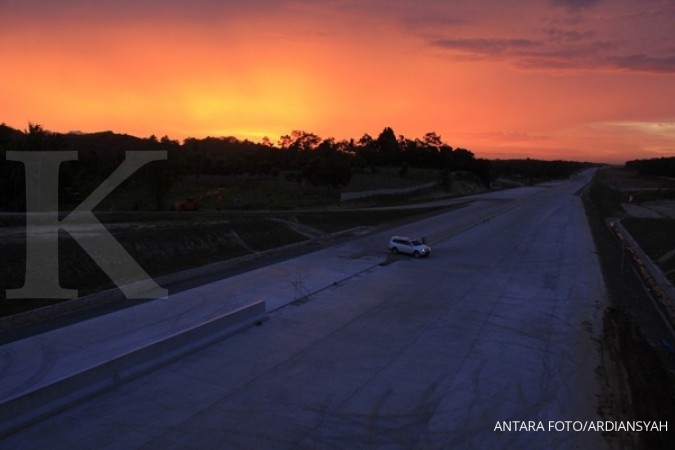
(173, 187), (226, 211)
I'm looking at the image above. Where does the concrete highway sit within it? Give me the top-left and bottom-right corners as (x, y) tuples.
(1, 170), (609, 449)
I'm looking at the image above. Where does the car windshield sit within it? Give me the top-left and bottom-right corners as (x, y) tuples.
(411, 240), (423, 246)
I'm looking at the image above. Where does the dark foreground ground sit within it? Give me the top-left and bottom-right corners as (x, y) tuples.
(584, 169), (675, 449)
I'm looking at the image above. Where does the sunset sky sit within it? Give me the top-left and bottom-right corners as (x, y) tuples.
(2, 0), (674, 163)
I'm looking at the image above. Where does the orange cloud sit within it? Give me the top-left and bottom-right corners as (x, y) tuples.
(2, 0), (674, 163)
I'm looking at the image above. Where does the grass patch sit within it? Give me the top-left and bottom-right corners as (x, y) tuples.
(88, 167), (445, 212)
(343, 167), (438, 192)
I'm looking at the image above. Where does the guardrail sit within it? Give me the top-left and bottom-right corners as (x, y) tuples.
(606, 218), (675, 336)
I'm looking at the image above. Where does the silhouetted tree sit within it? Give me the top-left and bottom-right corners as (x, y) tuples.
(0, 124), (24, 210)
(375, 127), (399, 165)
(0, 122), (507, 210)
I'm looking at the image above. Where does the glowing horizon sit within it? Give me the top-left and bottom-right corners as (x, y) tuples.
(2, 0), (674, 163)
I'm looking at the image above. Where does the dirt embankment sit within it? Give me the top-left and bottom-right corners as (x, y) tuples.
(585, 169), (675, 449)
(0, 217), (305, 316)
(0, 206), (452, 322)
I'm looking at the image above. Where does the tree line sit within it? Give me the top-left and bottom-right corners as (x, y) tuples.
(0, 123), (591, 211)
(625, 156), (675, 177)
(489, 158), (594, 183)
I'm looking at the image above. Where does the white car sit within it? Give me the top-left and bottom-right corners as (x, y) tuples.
(388, 236), (431, 258)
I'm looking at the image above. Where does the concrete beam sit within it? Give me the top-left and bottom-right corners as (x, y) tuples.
(0, 300), (267, 438)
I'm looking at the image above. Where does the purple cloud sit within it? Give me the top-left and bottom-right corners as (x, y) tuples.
(430, 29), (675, 74)
(430, 37), (539, 56)
(550, 0), (602, 10)
(609, 54), (675, 74)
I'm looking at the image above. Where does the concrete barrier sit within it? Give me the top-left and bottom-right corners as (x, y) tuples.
(0, 300), (267, 438)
